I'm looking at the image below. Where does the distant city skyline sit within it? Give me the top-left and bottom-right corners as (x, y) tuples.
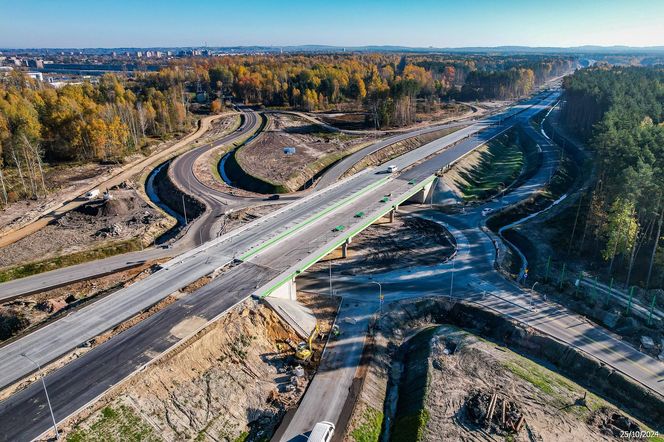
(1, 0), (663, 49)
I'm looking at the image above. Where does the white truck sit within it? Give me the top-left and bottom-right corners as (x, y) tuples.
(84, 189), (100, 200)
(387, 164), (398, 173)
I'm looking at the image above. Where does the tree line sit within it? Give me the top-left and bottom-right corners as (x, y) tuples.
(0, 69), (190, 203)
(561, 66), (664, 288)
(187, 53), (574, 128)
(0, 53), (573, 206)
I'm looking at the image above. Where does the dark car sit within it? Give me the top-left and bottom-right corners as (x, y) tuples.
(267, 194), (280, 201)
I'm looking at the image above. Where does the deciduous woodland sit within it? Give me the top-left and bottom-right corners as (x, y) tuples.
(561, 66), (664, 287)
(0, 53), (573, 205)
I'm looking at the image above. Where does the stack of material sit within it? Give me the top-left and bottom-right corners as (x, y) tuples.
(465, 390), (526, 435)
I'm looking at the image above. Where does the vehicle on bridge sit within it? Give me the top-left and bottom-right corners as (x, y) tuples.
(386, 164), (398, 173)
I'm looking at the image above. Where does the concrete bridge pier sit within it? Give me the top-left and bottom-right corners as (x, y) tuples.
(342, 237), (351, 258)
(407, 179), (436, 204)
(270, 277), (297, 300)
(389, 205), (399, 223)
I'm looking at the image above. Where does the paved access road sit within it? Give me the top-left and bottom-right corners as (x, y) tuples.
(0, 107), (455, 300)
(0, 95), (518, 301)
(316, 121), (470, 189)
(0, 91), (558, 441)
(278, 102), (663, 440)
(0, 109), (264, 302)
(0, 108), (282, 302)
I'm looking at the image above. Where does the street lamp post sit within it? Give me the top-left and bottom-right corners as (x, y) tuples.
(449, 253), (456, 301)
(531, 281), (542, 304)
(499, 182), (506, 203)
(21, 353), (59, 440)
(181, 194), (188, 224)
(370, 281), (383, 329)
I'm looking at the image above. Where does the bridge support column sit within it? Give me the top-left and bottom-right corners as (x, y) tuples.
(270, 278), (297, 301)
(342, 238), (352, 258)
(389, 209), (395, 223)
(407, 180), (435, 204)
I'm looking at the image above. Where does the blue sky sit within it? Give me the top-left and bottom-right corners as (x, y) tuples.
(1, 0), (663, 48)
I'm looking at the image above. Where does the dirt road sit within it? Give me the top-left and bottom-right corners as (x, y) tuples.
(0, 113), (235, 249)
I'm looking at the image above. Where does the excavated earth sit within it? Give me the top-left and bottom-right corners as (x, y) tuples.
(309, 213), (455, 275)
(0, 188), (167, 270)
(345, 298), (663, 441)
(61, 294), (339, 442)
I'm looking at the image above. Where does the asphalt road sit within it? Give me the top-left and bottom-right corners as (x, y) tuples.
(0, 90), (558, 441)
(0, 247), (171, 301)
(279, 101), (664, 439)
(0, 109), (274, 302)
(0, 96), (528, 301)
(315, 121), (470, 189)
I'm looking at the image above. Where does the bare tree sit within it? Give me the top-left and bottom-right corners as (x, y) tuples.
(19, 138), (37, 197)
(10, 146), (27, 195)
(646, 196), (664, 289)
(22, 134), (47, 196)
(137, 102), (148, 139)
(0, 168), (8, 205)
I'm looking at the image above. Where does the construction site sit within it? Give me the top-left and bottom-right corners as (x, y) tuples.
(0, 71), (662, 442)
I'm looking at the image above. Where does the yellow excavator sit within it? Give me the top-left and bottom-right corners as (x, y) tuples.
(295, 323), (320, 364)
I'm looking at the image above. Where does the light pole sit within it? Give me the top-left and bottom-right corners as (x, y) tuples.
(329, 260), (333, 296)
(531, 281), (542, 304)
(21, 353), (59, 440)
(498, 182), (506, 203)
(370, 281), (383, 328)
(449, 253), (456, 301)
(181, 194), (188, 224)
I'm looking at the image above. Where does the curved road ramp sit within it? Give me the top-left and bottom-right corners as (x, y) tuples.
(0, 91), (562, 441)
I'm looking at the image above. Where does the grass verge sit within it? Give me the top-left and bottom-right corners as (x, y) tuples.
(0, 238), (144, 283)
(67, 405), (160, 442)
(458, 130), (525, 201)
(350, 406), (384, 442)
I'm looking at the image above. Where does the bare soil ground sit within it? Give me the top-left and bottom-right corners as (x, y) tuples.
(216, 204), (282, 237)
(309, 214), (455, 275)
(315, 101), (474, 131)
(61, 294), (339, 442)
(345, 304), (659, 442)
(0, 113), (231, 247)
(423, 326), (657, 441)
(195, 114), (241, 146)
(0, 188), (167, 270)
(341, 127), (462, 179)
(237, 113), (376, 190)
(0, 162), (117, 234)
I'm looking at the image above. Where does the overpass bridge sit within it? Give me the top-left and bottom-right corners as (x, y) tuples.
(0, 89), (559, 442)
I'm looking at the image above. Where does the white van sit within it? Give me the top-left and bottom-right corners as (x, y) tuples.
(85, 189), (100, 200)
(387, 165), (398, 173)
(308, 421), (335, 442)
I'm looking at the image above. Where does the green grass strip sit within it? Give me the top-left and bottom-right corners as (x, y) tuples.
(240, 176), (390, 261)
(260, 175), (435, 297)
(0, 238), (144, 283)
